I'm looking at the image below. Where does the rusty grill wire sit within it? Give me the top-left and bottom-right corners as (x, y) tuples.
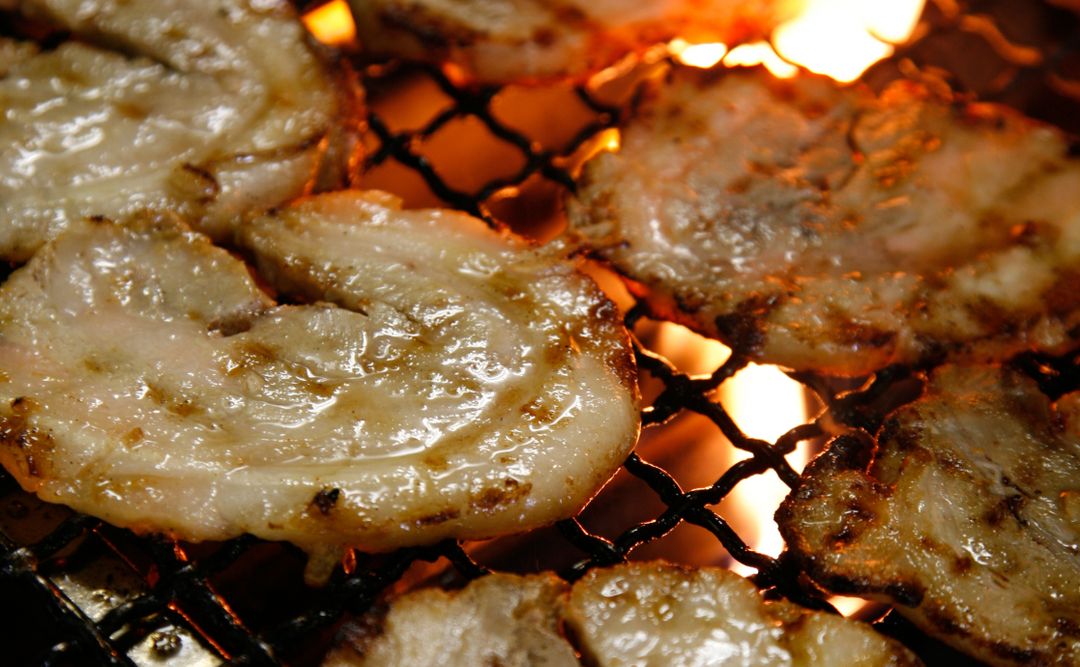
(3, 0), (1080, 665)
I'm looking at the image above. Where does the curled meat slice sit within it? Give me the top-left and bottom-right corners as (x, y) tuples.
(346, 0), (798, 83)
(324, 561), (919, 666)
(0, 0), (355, 261)
(568, 68), (1080, 375)
(778, 365), (1080, 665)
(0, 191), (639, 581)
(565, 561), (920, 667)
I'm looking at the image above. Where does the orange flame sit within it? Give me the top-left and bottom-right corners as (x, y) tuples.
(653, 323), (870, 616)
(723, 43), (799, 79)
(307, 0), (926, 83)
(303, 0), (356, 46)
(651, 325), (809, 568)
(668, 39), (728, 69)
(674, 0), (927, 83)
(720, 364), (810, 577)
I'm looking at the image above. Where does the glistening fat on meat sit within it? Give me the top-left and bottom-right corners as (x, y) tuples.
(0, 0), (358, 261)
(0, 191), (640, 582)
(568, 67), (1080, 376)
(324, 562), (921, 666)
(778, 364), (1080, 665)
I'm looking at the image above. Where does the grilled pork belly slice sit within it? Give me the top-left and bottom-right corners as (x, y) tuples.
(0, 0), (354, 262)
(346, 0), (798, 83)
(0, 191), (639, 582)
(324, 573), (578, 666)
(565, 562), (920, 667)
(325, 562), (919, 666)
(778, 365), (1080, 665)
(568, 68), (1080, 376)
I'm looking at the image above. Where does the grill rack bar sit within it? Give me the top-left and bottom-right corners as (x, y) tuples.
(361, 61), (622, 223)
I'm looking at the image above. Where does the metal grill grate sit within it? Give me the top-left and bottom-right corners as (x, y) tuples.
(3, 1), (1080, 664)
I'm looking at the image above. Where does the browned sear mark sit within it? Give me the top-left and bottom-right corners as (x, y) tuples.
(1, 396), (54, 480)
(311, 487), (341, 515)
(415, 508), (461, 526)
(470, 479), (532, 512)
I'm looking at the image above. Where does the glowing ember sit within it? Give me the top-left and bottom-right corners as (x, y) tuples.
(303, 0), (356, 46)
(673, 0), (927, 83)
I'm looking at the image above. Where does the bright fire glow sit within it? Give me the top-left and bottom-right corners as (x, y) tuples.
(669, 39), (729, 69)
(303, 0), (356, 46)
(599, 128), (622, 152)
(832, 595), (871, 617)
(723, 43), (799, 79)
(774, 0), (925, 82)
(654, 322), (730, 376)
(574, 128), (623, 169)
(649, 327), (806, 567)
(673, 0), (926, 83)
(645, 324), (873, 616)
(307, 0), (926, 83)
(721, 364), (810, 577)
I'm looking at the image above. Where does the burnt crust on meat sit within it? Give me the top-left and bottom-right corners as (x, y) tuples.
(568, 67), (1080, 376)
(778, 364), (1080, 666)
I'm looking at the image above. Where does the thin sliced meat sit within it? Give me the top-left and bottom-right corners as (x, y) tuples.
(0, 191), (639, 582)
(346, 0), (799, 83)
(0, 0), (357, 261)
(565, 561), (920, 667)
(324, 573), (577, 666)
(777, 364), (1080, 665)
(324, 561), (920, 666)
(568, 68), (1080, 376)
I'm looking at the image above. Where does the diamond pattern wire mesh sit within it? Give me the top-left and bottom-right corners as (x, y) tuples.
(2, 0), (1080, 664)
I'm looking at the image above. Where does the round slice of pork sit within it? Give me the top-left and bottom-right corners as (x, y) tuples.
(567, 67), (1080, 376)
(346, 0), (798, 83)
(0, 0), (356, 262)
(565, 561), (920, 667)
(0, 191), (639, 582)
(777, 364), (1080, 665)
